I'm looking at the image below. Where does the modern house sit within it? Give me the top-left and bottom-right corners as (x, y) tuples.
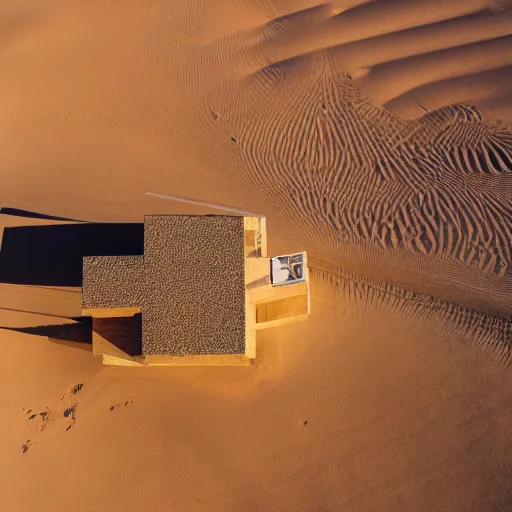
(82, 215), (310, 366)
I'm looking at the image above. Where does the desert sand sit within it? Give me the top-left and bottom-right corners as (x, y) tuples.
(1, 1), (512, 510)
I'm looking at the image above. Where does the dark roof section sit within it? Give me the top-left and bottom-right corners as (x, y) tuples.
(142, 215), (246, 355)
(82, 256), (143, 310)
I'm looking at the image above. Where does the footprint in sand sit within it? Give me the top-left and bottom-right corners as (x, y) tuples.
(63, 405), (77, 431)
(61, 382), (83, 431)
(106, 398), (134, 412)
(21, 438), (35, 454)
(26, 408), (52, 431)
(20, 382), (86, 453)
(61, 382), (84, 400)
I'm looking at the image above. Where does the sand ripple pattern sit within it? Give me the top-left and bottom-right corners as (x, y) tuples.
(310, 256), (512, 365)
(236, 57), (512, 279)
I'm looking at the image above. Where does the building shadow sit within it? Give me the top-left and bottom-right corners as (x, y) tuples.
(2, 315), (143, 357)
(0, 223), (144, 286)
(0, 317), (93, 347)
(0, 207), (81, 222)
(93, 314), (142, 356)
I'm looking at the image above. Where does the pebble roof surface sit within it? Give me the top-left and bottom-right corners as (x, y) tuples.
(83, 216), (246, 356)
(82, 255), (143, 309)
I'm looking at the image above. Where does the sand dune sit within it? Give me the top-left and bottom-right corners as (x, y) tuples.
(1, 1), (512, 510)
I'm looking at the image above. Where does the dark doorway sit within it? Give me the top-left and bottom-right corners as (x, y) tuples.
(93, 314), (142, 356)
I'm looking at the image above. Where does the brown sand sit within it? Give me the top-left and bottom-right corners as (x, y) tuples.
(1, 1), (512, 510)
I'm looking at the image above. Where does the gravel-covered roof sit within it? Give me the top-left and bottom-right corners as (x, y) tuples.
(142, 215), (245, 355)
(82, 215), (246, 356)
(82, 255), (143, 310)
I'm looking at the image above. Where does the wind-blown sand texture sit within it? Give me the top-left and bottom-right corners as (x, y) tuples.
(1, 1), (512, 510)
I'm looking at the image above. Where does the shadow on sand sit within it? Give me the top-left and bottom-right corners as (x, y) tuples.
(0, 223), (144, 287)
(0, 207), (83, 222)
(1, 315), (143, 356)
(0, 317), (93, 347)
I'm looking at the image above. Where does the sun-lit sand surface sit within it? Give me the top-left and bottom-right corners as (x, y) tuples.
(1, 1), (511, 510)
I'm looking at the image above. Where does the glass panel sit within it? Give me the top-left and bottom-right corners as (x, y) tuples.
(271, 252), (306, 286)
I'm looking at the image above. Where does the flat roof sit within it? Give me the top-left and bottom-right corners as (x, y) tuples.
(142, 215), (246, 355)
(83, 215), (246, 356)
(82, 255), (143, 310)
